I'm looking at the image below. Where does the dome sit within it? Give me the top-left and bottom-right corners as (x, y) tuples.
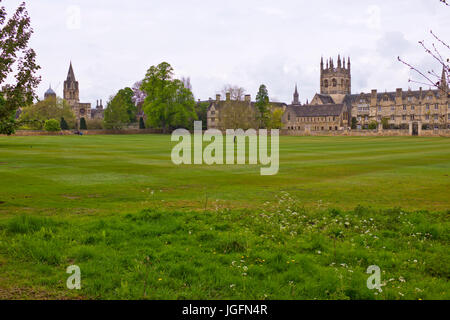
(44, 86), (56, 99)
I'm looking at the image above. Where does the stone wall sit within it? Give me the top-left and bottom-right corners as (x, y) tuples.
(281, 129), (450, 137)
(4, 129), (164, 136)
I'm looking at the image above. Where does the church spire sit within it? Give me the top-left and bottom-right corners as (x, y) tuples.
(292, 84), (300, 105)
(67, 61), (76, 82)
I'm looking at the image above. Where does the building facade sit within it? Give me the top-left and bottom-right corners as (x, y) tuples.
(284, 55), (449, 133)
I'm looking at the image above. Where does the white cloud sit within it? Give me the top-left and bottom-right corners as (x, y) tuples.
(2, 0), (448, 104)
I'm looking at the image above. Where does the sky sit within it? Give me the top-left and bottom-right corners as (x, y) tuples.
(3, 0), (449, 105)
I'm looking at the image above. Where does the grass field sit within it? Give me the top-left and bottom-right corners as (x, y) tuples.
(0, 135), (449, 299)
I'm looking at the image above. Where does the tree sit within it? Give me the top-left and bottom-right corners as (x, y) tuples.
(79, 117), (87, 130)
(255, 84), (270, 128)
(398, 1), (448, 90)
(0, 1), (41, 135)
(103, 93), (130, 129)
(351, 117), (358, 130)
(132, 80), (146, 115)
(139, 116), (145, 129)
(368, 121), (378, 130)
(222, 84), (246, 101)
(116, 87), (137, 123)
(195, 101), (209, 130)
(268, 108), (284, 129)
(141, 62), (197, 132)
(44, 119), (60, 132)
(60, 117), (69, 130)
(220, 101), (258, 130)
(19, 97), (76, 130)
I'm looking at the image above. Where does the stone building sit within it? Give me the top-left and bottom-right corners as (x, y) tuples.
(206, 93), (287, 130)
(91, 99), (105, 120)
(63, 62), (92, 122)
(284, 55), (449, 134)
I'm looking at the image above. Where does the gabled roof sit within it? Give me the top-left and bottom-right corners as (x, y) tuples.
(286, 104), (345, 117)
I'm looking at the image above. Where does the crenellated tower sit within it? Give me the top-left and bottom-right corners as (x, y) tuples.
(320, 55), (351, 95)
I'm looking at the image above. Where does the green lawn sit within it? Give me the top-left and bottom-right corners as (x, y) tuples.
(0, 135), (448, 299)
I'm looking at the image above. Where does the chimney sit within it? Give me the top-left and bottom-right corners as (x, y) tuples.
(226, 92), (231, 101)
(395, 88), (403, 104)
(244, 94), (251, 102)
(216, 94), (221, 102)
(371, 89), (377, 106)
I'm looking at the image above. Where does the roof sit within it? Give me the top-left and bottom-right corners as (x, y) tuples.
(287, 104), (345, 117)
(315, 94), (335, 104)
(44, 87), (56, 96)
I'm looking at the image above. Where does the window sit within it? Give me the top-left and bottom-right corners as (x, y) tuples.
(391, 106), (395, 111)
(434, 114), (438, 121)
(211, 118), (215, 122)
(377, 116), (381, 121)
(287, 113), (290, 121)
(411, 105), (415, 111)
(407, 96), (412, 102)
(332, 79), (337, 87)
(390, 115), (395, 120)
(324, 80), (328, 88)
(425, 114), (430, 120)
(435, 104), (439, 110)
(403, 105), (407, 111)
(378, 106), (382, 112)
(426, 104), (430, 110)
(211, 111), (215, 115)
(402, 115), (407, 121)
(410, 115), (415, 121)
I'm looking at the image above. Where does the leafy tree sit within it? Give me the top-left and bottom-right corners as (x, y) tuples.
(368, 121), (378, 130)
(255, 84), (270, 128)
(381, 117), (389, 130)
(103, 93), (130, 129)
(60, 117), (69, 130)
(195, 101), (209, 130)
(44, 119), (60, 132)
(351, 117), (358, 129)
(268, 108), (284, 129)
(19, 97), (76, 130)
(0, 2), (41, 135)
(116, 87), (137, 123)
(139, 116), (145, 129)
(79, 117), (87, 130)
(220, 101), (258, 130)
(141, 62), (197, 132)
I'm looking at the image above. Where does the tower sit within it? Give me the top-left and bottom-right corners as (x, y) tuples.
(292, 84), (300, 105)
(320, 55), (351, 95)
(63, 62), (79, 106)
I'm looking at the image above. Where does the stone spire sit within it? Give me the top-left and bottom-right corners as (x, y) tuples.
(67, 61), (76, 82)
(292, 84), (300, 105)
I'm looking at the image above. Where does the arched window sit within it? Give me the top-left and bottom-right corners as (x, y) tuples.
(341, 79), (344, 86)
(287, 113), (290, 121)
(332, 79), (337, 87)
(324, 80), (328, 88)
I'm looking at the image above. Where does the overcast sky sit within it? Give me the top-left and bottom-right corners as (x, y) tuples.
(3, 0), (449, 104)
